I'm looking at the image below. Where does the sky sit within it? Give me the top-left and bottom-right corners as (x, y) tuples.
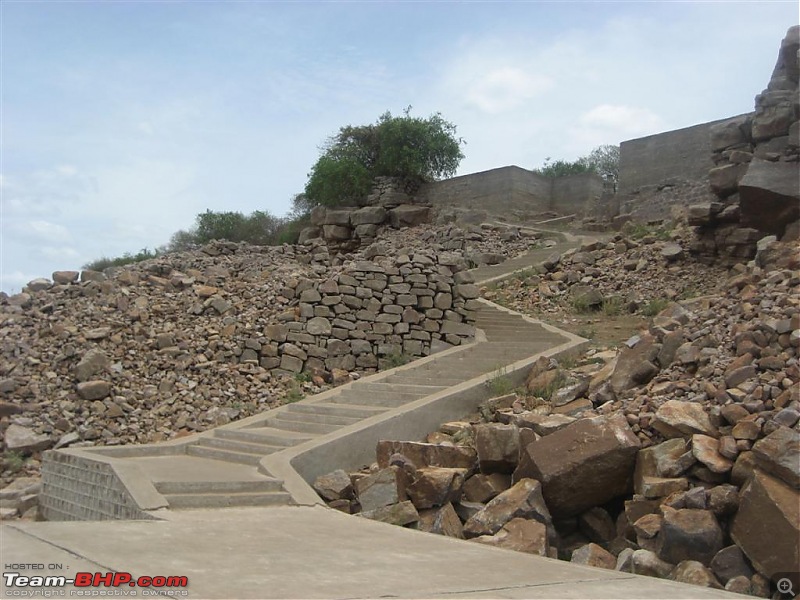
(1, 1), (797, 293)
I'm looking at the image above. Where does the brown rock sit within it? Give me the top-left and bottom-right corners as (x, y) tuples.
(359, 500), (419, 526)
(631, 549), (674, 578)
(463, 478), (552, 538)
(710, 545), (754, 584)
(74, 348), (111, 383)
(462, 473), (511, 503)
(707, 484), (740, 518)
(406, 467), (466, 509)
(578, 507), (617, 544)
(473, 517), (549, 556)
(669, 561), (723, 589)
(731, 470), (800, 579)
(4, 425), (51, 453)
(610, 336), (661, 394)
(739, 159), (800, 237)
(692, 435), (734, 474)
(571, 543), (616, 570)
(657, 509), (725, 565)
(355, 467), (406, 512)
(313, 469), (354, 502)
(376, 441), (478, 473)
(416, 503), (464, 538)
(653, 400), (716, 438)
(514, 414), (640, 518)
(474, 423), (519, 474)
(76, 380), (111, 401)
(751, 426), (800, 488)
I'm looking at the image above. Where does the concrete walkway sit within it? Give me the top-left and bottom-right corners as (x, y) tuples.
(2, 506), (745, 599)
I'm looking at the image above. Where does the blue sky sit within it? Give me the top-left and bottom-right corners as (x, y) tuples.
(1, 1), (797, 293)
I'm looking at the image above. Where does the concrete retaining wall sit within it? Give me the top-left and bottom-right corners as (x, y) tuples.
(40, 451), (155, 521)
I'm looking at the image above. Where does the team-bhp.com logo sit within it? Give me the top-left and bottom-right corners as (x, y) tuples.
(4, 571), (188, 596)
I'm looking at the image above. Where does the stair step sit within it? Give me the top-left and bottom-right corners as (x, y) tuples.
(197, 437), (283, 455)
(266, 417), (340, 435)
(216, 427), (314, 447)
(276, 409), (362, 426)
(166, 491), (292, 509)
(352, 382), (448, 395)
(286, 402), (386, 419)
(156, 479), (284, 495)
(186, 445), (263, 466)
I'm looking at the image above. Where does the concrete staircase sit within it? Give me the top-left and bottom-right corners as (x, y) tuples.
(40, 236), (589, 520)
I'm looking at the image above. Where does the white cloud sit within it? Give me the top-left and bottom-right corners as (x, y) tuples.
(25, 220), (73, 243)
(56, 165), (78, 176)
(466, 66), (554, 114)
(0, 271), (39, 293)
(39, 246), (81, 261)
(579, 104), (665, 135)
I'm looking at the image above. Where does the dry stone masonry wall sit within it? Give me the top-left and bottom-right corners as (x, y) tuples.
(689, 26), (800, 263)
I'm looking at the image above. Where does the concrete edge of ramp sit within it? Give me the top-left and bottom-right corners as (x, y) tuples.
(2, 505), (748, 599)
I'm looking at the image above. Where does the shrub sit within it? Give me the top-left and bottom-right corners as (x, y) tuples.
(304, 108), (465, 207)
(83, 247), (162, 271)
(642, 298), (671, 317)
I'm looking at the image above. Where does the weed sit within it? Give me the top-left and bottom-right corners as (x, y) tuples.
(3, 451), (26, 473)
(382, 352), (413, 370)
(556, 353), (579, 369)
(601, 296), (624, 317)
(577, 326), (597, 339)
(570, 295), (593, 314)
(486, 366), (515, 397)
(642, 298), (671, 317)
(285, 384), (304, 403)
(528, 375), (565, 401)
(294, 372), (312, 384)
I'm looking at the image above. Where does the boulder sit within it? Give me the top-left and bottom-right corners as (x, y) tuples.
(463, 478), (552, 538)
(669, 561), (723, 589)
(631, 549), (674, 579)
(751, 426), (800, 488)
(406, 467), (466, 509)
(351, 206), (387, 226)
(692, 435), (733, 474)
(739, 159), (800, 237)
(76, 380), (111, 401)
(462, 473), (511, 503)
(74, 348), (111, 383)
(657, 509), (725, 565)
(354, 467), (407, 512)
(513, 414), (640, 518)
(376, 441), (478, 473)
(416, 503), (464, 538)
(709, 115), (750, 151)
(578, 507), (617, 544)
(359, 500), (419, 526)
(472, 517), (549, 556)
(313, 469), (353, 502)
(610, 335), (661, 394)
(710, 545), (754, 584)
(4, 425), (51, 453)
(52, 270), (79, 284)
(388, 205), (430, 228)
(474, 423), (519, 474)
(653, 400), (716, 438)
(731, 470), (800, 579)
(571, 543), (616, 570)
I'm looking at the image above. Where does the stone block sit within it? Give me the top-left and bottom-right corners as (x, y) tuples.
(657, 509), (725, 565)
(463, 478), (552, 538)
(474, 423), (520, 474)
(739, 159), (800, 237)
(406, 467), (467, 509)
(513, 414), (640, 518)
(751, 426), (800, 488)
(376, 441), (478, 473)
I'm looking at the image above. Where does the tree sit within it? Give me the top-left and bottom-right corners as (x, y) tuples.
(304, 109), (465, 207)
(533, 144), (620, 190)
(585, 144), (620, 189)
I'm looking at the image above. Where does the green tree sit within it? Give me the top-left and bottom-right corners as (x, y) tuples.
(533, 144), (620, 189)
(304, 109), (465, 207)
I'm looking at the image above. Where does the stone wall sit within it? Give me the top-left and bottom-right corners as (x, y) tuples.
(620, 179), (718, 222)
(689, 26), (800, 263)
(618, 118), (738, 195)
(261, 253), (479, 376)
(415, 166), (603, 218)
(40, 452), (153, 521)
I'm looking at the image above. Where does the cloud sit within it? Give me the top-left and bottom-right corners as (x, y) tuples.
(466, 66), (554, 114)
(0, 271), (39, 293)
(39, 246), (81, 261)
(579, 104), (665, 135)
(23, 220), (73, 243)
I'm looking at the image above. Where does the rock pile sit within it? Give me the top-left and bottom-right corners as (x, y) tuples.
(690, 25), (799, 262)
(316, 236), (799, 598)
(0, 221), (540, 498)
(485, 227), (730, 318)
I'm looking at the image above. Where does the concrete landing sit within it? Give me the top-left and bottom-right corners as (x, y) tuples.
(2, 506), (744, 599)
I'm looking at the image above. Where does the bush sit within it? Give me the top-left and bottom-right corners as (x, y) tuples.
(533, 144), (619, 189)
(304, 109), (465, 207)
(83, 247), (162, 271)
